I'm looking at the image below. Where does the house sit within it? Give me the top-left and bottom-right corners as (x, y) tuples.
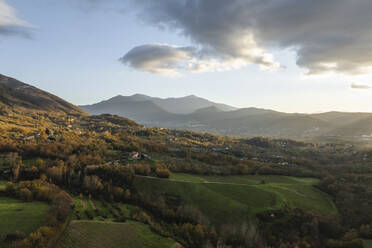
(22, 135), (35, 141)
(129, 151), (140, 160)
(278, 162), (289, 166)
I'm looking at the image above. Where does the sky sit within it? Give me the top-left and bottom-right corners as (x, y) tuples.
(1, 0), (372, 113)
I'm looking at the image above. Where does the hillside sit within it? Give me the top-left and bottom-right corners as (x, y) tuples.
(2, 73), (372, 142)
(325, 116), (372, 137)
(0, 74), (84, 115)
(201, 112), (332, 137)
(134, 174), (337, 228)
(56, 221), (176, 248)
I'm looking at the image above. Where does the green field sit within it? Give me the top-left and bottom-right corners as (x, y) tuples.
(0, 181), (6, 191)
(0, 197), (49, 248)
(56, 221), (176, 248)
(365, 240), (372, 248)
(134, 174), (338, 227)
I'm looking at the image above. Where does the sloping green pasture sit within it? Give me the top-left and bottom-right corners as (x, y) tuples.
(0, 197), (49, 248)
(134, 174), (338, 228)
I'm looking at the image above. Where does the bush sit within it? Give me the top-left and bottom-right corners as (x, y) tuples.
(115, 215), (127, 223)
(5, 231), (26, 241)
(85, 209), (94, 220)
(95, 208), (106, 218)
(19, 188), (33, 202)
(50, 191), (74, 222)
(155, 168), (171, 178)
(327, 238), (364, 248)
(360, 224), (372, 238)
(5, 182), (15, 196)
(75, 210), (81, 220)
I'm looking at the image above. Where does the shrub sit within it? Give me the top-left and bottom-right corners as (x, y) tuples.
(5, 181), (15, 196)
(5, 231), (26, 241)
(19, 188), (33, 202)
(115, 215), (127, 223)
(155, 168), (171, 178)
(85, 209), (94, 220)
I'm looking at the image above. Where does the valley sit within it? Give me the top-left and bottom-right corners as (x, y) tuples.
(0, 74), (372, 248)
(3, 1), (372, 247)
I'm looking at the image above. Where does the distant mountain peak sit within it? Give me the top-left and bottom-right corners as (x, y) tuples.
(131, 93), (150, 97)
(110, 94), (125, 99)
(184, 94), (199, 98)
(81, 94), (238, 115)
(193, 105), (223, 114)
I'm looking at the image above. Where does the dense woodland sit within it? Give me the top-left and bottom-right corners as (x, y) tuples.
(1, 107), (372, 248)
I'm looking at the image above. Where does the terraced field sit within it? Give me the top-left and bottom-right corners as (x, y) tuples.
(134, 174), (338, 227)
(56, 221), (176, 248)
(72, 196), (131, 221)
(0, 197), (49, 248)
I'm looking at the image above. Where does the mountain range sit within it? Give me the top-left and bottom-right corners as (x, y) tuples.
(80, 94), (372, 141)
(1, 73), (372, 142)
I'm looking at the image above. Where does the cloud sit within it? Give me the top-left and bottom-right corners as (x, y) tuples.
(120, 0), (372, 75)
(0, 0), (33, 37)
(120, 43), (279, 76)
(351, 82), (372, 90)
(120, 44), (196, 76)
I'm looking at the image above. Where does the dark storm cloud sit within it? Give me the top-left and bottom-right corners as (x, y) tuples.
(120, 0), (372, 75)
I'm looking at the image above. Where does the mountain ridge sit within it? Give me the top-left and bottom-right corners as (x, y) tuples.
(2, 73), (372, 142)
(80, 94), (237, 115)
(80, 93), (372, 140)
(0, 74), (85, 115)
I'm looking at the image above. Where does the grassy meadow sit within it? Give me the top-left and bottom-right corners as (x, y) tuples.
(365, 240), (372, 248)
(134, 174), (338, 227)
(0, 197), (49, 248)
(56, 221), (176, 248)
(0, 180), (6, 191)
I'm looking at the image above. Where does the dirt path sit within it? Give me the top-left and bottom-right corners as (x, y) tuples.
(70, 220), (128, 225)
(135, 175), (259, 187)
